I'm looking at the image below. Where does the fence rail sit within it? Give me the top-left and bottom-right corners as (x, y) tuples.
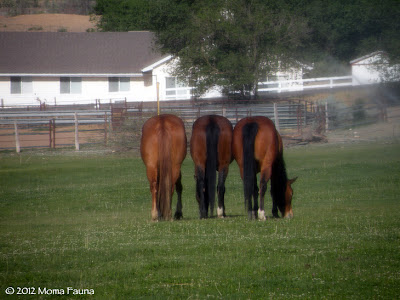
(258, 76), (353, 93)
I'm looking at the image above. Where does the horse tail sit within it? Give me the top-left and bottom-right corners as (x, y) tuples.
(158, 126), (172, 220)
(271, 147), (288, 207)
(242, 122), (258, 209)
(205, 119), (220, 214)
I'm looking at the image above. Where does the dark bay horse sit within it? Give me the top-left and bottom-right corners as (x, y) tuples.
(140, 114), (187, 221)
(232, 116), (297, 220)
(190, 115), (233, 218)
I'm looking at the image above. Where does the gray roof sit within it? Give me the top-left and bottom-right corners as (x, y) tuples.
(0, 31), (167, 75)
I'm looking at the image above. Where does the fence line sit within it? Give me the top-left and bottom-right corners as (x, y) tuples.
(0, 98), (397, 152)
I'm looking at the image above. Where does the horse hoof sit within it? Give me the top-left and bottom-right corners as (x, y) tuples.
(217, 207), (225, 218)
(248, 211), (256, 220)
(258, 209), (266, 221)
(174, 212), (183, 220)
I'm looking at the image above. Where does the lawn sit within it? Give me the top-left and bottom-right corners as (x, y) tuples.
(0, 142), (399, 299)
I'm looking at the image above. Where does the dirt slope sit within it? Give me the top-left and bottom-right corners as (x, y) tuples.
(0, 14), (97, 32)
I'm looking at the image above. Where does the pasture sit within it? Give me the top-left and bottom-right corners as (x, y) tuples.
(1, 141), (399, 299)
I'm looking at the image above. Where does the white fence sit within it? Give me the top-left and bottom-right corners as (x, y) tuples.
(257, 76), (353, 93)
(163, 76), (354, 99)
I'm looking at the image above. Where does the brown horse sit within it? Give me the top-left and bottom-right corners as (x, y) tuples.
(140, 114), (187, 221)
(190, 115), (233, 218)
(232, 116), (297, 220)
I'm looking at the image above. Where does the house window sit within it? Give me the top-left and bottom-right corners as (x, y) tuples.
(60, 77), (82, 94)
(11, 77), (32, 94)
(165, 77), (189, 97)
(109, 77), (130, 92)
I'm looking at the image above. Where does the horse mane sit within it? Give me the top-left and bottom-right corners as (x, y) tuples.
(157, 120), (172, 220)
(270, 150), (288, 207)
(205, 119), (220, 214)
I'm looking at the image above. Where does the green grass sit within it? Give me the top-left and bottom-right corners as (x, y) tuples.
(0, 142), (399, 299)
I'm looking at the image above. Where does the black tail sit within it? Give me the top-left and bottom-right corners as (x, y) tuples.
(205, 120), (220, 215)
(271, 151), (288, 207)
(242, 122), (258, 210)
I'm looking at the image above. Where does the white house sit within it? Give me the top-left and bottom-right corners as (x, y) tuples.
(351, 51), (400, 85)
(0, 31), (308, 106)
(0, 31), (182, 106)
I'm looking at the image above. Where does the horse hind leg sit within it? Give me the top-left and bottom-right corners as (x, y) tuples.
(258, 177), (267, 221)
(258, 168), (271, 221)
(217, 167), (228, 218)
(195, 166), (208, 219)
(253, 178), (260, 219)
(146, 168), (159, 221)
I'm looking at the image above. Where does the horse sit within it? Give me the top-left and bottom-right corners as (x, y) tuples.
(232, 116), (297, 220)
(140, 114), (187, 221)
(190, 115), (233, 218)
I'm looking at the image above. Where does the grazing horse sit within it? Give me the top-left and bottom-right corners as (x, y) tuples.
(190, 115), (233, 218)
(140, 114), (187, 221)
(232, 116), (297, 220)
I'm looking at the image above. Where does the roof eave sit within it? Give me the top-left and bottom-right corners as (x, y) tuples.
(141, 55), (173, 72)
(350, 51), (386, 65)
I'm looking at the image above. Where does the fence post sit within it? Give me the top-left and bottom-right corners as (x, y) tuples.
(235, 108), (238, 123)
(325, 101), (329, 131)
(104, 112), (108, 146)
(74, 112), (80, 151)
(274, 103), (280, 132)
(49, 120), (52, 148)
(297, 106), (303, 134)
(51, 119), (56, 148)
(304, 102), (308, 126)
(14, 121), (20, 153)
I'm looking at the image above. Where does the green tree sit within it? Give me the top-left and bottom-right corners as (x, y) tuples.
(152, 0), (309, 97)
(299, 0), (400, 75)
(94, 0), (152, 31)
(94, 0), (400, 95)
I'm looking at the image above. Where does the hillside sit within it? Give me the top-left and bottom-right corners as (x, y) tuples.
(0, 14), (97, 32)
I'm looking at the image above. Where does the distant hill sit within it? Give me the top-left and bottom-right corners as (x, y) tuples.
(0, 14), (98, 32)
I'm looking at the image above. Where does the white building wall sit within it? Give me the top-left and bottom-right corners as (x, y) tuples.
(351, 52), (388, 85)
(352, 64), (383, 85)
(0, 76), (158, 106)
(0, 58), (307, 106)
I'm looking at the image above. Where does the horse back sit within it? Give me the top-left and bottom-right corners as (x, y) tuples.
(233, 116), (279, 167)
(190, 115), (233, 167)
(141, 114), (187, 166)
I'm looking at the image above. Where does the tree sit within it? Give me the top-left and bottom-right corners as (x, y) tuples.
(94, 0), (153, 31)
(152, 0), (309, 98)
(94, 0), (400, 96)
(298, 0), (400, 76)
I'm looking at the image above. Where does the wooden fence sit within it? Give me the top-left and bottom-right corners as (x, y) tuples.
(0, 110), (111, 152)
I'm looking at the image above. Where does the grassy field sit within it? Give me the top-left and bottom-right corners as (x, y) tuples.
(0, 142), (399, 299)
